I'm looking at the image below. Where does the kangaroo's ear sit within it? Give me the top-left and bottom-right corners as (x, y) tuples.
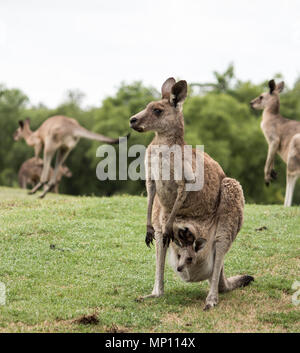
(25, 117), (31, 124)
(18, 120), (24, 129)
(268, 79), (276, 94)
(170, 80), (187, 108)
(276, 81), (284, 93)
(161, 77), (176, 99)
(194, 238), (207, 252)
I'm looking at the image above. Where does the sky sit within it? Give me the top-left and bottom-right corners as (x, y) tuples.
(0, 0), (300, 108)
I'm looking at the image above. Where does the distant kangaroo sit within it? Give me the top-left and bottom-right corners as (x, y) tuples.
(14, 116), (126, 198)
(250, 80), (300, 206)
(130, 78), (253, 309)
(18, 157), (72, 193)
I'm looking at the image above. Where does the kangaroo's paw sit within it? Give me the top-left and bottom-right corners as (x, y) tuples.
(145, 225), (155, 248)
(204, 294), (218, 311)
(163, 229), (174, 248)
(270, 169), (277, 180)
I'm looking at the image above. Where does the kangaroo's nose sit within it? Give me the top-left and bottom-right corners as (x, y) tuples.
(177, 266), (183, 272)
(130, 117), (137, 125)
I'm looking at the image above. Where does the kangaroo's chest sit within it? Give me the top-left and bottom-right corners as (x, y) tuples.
(147, 145), (183, 210)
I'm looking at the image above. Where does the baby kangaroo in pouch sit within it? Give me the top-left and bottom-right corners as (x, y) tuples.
(130, 78), (254, 309)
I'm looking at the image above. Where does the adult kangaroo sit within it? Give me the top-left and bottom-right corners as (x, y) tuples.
(14, 115), (125, 198)
(250, 80), (300, 206)
(130, 78), (253, 309)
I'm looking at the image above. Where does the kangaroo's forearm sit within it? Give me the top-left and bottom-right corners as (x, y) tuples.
(265, 141), (279, 175)
(165, 184), (188, 230)
(146, 180), (156, 228)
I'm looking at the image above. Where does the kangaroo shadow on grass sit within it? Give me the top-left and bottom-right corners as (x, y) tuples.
(142, 285), (209, 307)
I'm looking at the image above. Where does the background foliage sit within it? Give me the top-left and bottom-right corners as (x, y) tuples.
(1, 65), (300, 204)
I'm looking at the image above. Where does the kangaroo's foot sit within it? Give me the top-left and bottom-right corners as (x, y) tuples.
(204, 293), (218, 311)
(136, 290), (164, 302)
(39, 183), (55, 198)
(28, 182), (45, 195)
(145, 225), (155, 248)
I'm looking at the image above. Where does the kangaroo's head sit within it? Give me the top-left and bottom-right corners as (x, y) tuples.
(250, 79), (284, 112)
(129, 77), (187, 135)
(173, 226), (207, 272)
(60, 165), (72, 178)
(13, 118), (31, 141)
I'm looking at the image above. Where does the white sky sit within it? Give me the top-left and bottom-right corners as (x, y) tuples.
(0, 0), (300, 107)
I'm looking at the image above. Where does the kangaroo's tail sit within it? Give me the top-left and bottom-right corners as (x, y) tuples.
(74, 126), (129, 144)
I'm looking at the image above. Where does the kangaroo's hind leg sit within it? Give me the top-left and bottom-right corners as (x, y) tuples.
(204, 177), (253, 310)
(39, 147), (71, 198)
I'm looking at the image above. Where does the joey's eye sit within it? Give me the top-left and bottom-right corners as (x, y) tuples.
(260, 96), (263, 100)
(153, 108), (163, 116)
(186, 257), (193, 263)
(177, 254), (181, 259)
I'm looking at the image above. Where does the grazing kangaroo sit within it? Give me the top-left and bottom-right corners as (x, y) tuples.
(130, 78), (253, 309)
(14, 116), (125, 198)
(250, 80), (300, 206)
(18, 157), (72, 193)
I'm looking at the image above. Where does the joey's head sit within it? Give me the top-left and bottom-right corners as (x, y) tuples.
(13, 118), (31, 141)
(250, 79), (284, 112)
(129, 77), (187, 135)
(174, 226), (207, 272)
(60, 165), (72, 178)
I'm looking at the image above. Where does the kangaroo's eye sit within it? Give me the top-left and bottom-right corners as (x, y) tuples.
(177, 254), (181, 259)
(153, 108), (163, 116)
(186, 257), (193, 263)
(260, 96), (263, 100)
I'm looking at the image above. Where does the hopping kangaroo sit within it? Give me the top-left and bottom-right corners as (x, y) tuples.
(250, 80), (300, 206)
(14, 116), (125, 198)
(18, 157), (72, 193)
(130, 78), (253, 309)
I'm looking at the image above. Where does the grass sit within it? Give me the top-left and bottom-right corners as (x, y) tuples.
(0, 186), (299, 333)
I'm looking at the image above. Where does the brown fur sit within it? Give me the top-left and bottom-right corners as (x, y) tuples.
(250, 80), (300, 206)
(14, 115), (122, 198)
(130, 78), (253, 309)
(18, 157), (72, 193)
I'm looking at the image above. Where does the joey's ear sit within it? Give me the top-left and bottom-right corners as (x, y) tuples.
(161, 77), (176, 99)
(268, 79), (276, 94)
(170, 80), (187, 108)
(194, 238), (207, 252)
(18, 120), (24, 129)
(276, 81), (284, 93)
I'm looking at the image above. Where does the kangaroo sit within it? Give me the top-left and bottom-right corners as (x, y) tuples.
(18, 157), (72, 193)
(166, 182), (253, 309)
(250, 80), (300, 206)
(130, 78), (253, 309)
(14, 116), (126, 198)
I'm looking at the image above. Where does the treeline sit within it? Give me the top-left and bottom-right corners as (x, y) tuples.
(1, 65), (300, 204)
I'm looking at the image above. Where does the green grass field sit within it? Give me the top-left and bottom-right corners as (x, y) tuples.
(0, 187), (299, 333)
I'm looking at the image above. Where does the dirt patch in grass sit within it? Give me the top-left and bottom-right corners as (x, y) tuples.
(73, 313), (99, 325)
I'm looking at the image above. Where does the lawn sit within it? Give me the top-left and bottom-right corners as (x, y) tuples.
(0, 186), (299, 333)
